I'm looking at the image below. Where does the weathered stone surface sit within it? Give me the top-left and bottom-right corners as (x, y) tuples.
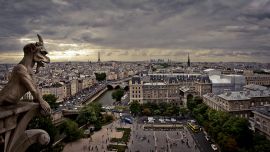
(0, 102), (50, 152)
(0, 103), (39, 134)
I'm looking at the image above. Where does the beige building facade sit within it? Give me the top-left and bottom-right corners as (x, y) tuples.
(245, 73), (270, 86)
(129, 76), (182, 105)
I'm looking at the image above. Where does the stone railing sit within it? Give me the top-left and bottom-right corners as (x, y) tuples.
(0, 102), (50, 152)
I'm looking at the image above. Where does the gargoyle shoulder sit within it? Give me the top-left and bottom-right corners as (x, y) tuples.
(13, 64), (28, 74)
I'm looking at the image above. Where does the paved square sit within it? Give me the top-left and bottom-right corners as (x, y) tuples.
(128, 120), (200, 152)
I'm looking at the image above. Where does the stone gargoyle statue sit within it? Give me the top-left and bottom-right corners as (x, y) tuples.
(0, 34), (51, 114)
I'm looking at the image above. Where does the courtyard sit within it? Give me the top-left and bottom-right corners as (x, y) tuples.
(128, 119), (199, 152)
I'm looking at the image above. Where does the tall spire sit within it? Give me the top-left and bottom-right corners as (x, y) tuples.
(188, 53), (190, 67)
(98, 52), (100, 62)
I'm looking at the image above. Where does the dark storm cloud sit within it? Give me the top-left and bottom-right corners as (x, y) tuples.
(0, 0), (269, 62)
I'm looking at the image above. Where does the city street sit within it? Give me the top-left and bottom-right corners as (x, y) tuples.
(192, 132), (215, 152)
(58, 82), (107, 111)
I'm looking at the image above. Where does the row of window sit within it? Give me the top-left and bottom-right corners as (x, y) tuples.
(132, 95), (141, 98)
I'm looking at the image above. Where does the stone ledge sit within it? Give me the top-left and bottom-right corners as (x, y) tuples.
(0, 102), (39, 119)
(0, 102), (39, 134)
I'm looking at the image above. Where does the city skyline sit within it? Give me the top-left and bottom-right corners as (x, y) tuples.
(1, 0), (270, 63)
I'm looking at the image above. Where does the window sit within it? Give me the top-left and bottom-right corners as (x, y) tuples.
(240, 105), (243, 110)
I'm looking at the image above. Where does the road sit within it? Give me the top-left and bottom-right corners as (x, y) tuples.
(192, 131), (215, 152)
(57, 82), (107, 111)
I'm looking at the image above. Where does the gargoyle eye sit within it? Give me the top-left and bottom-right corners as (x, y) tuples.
(40, 51), (48, 55)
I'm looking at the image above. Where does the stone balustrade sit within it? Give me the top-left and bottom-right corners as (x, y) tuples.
(0, 102), (50, 152)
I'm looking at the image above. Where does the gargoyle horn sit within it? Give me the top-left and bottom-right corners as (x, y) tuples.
(37, 34), (43, 45)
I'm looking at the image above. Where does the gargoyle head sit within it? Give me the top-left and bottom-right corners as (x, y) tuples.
(23, 34), (50, 73)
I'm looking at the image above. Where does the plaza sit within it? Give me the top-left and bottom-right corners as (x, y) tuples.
(63, 117), (201, 152)
(128, 119), (199, 152)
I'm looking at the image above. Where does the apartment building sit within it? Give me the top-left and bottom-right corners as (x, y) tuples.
(129, 76), (181, 105)
(245, 74), (270, 86)
(39, 82), (65, 103)
(203, 85), (270, 118)
(253, 105), (270, 140)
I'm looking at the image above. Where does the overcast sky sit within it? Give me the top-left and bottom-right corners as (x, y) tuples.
(0, 0), (270, 63)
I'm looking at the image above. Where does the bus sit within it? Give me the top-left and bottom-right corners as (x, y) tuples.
(187, 120), (200, 132)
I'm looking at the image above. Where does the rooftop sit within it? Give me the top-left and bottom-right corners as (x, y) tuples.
(244, 84), (267, 91)
(209, 75), (231, 84)
(218, 91), (250, 101)
(218, 89), (270, 101)
(203, 69), (215, 72)
(144, 82), (166, 85)
(253, 105), (270, 118)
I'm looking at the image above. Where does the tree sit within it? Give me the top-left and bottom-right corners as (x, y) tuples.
(102, 114), (114, 124)
(218, 134), (238, 152)
(159, 63), (170, 68)
(142, 108), (151, 116)
(187, 98), (196, 111)
(60, 119), (83, 142)
(27, 115), (57, 152)
(223, 117), (253, 149)
(179, 107), (189, 117)
(95, 73), (106, 81)
(43, 94), (58, 109)
(76, 102), (102, 125)
(252, 133), (270, 152)
(129, 100), (141, 116)
(76, 102), (103, 131)
(153, 109), (161, 115)
(194, 96), (203, 103)
(124, 86), (129, 91)
(112, 89), (124, 102)
(187, 94), (193, 101)
(76, 106), (97, 125)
